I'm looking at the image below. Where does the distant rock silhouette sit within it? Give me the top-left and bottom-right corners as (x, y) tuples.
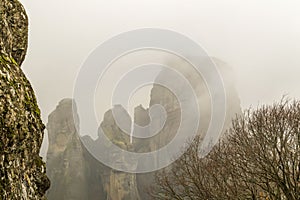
(46, 57), (241, 200)
(46, 99), (106, 200)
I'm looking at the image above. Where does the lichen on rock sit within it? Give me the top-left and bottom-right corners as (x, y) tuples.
(0, 0), (50, 199)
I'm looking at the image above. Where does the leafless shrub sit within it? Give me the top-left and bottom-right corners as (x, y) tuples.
(149, 99), (300, 200)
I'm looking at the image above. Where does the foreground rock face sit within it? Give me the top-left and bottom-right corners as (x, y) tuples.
(0, 0), (50, 199)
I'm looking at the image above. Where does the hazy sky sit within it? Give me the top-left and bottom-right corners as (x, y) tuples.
(19, 0), (300, 158)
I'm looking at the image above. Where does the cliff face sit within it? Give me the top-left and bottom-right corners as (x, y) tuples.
(46, 99), (106, 200)
(99, 106), (140, 200)
(46, 99), (88, 199)
(46, 101), (140, 200)
(0, 0), (50, 199)
(46, 58), (241, 199)
(149, 58), (241, 147)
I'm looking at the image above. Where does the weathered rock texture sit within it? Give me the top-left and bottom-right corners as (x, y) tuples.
(46, 58), (241, 200)
(0, 0), (50, 199)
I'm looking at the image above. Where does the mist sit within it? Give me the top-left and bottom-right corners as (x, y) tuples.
(1, 0), (300, 199)
(19, 0), (300, 182)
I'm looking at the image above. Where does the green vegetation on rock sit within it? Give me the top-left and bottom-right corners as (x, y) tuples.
(0, 0), (50, 199)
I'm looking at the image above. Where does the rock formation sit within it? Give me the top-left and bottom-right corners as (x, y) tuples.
(47, 101), (141, 200)
(46, 58), (241, 199)
(151, 57), (241, 144)
(46, 99), (106, 200)
(0, 0), (50, 199)
(98, 106), (140, 200)
(46, 99), (88, 199)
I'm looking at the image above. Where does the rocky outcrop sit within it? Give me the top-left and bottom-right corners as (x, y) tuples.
(46, 99), (88, 199)
(99, 106), (140, 200)
(46, 58), (241, 199)
(47, 101), (141, 200)
(149, 57), (241, 152)
(46, 99), (106, 200)
(0, 0), (50, 199)
(136, 58), (241, 198)
(0, 0), (28, 66)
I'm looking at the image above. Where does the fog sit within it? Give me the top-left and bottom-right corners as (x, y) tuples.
(18, 0), (300, 158)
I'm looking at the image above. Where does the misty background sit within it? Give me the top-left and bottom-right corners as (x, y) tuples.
(19, 0), (300, 158)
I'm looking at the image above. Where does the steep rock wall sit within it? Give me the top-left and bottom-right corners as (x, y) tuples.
(0, 0), (50, 199)
(46, 99), (106, 200)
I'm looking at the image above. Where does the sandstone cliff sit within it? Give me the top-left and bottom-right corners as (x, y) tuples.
(0, 0), (50, 199)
